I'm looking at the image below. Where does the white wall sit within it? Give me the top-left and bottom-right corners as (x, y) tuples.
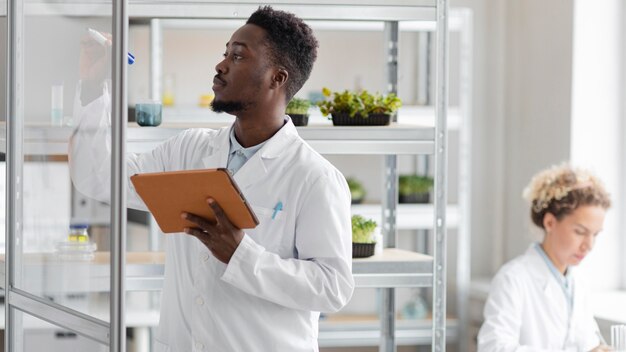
(451, 0), (576, 277)
(501, 0), (574, 263)
(450, 0), (507, 276)
(128, 24), (424, 107)
(570, 0), (624, 290)
(456, 0), (625, 294)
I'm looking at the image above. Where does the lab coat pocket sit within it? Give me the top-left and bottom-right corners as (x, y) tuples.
(249, 204), (290, 255)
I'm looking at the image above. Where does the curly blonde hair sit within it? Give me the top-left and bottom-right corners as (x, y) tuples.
(523, 163), (611, 229)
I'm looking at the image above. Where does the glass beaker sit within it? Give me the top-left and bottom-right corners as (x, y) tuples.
(612, 325), (626, 351)
(135, 101), (162, 127)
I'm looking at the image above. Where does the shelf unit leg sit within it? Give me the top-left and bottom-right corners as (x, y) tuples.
(381, 20), (400, 352)
(433, 0), (449, 351)
(380, 288), (396, 352)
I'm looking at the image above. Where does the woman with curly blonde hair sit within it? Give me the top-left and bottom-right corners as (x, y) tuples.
(478, 164), (612, 352)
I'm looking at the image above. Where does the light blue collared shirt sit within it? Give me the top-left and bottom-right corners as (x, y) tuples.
(534, 242), (574, 317)
(226, 127), (267, 175)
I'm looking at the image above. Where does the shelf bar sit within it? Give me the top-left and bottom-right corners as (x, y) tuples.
(6, 0), (25, 350)
(456, 9), (473, 352)
(381, 19), (400, 352)
(433, 0), (449, 351)
(0, 125), (437, 156)
(318, 318), (459, 348)
(8, 289), (110, 345)
(150, 18), (162, 102)
(111, 0), (129, 350)
(353, 274), (432, 288)
(129, 4), (436, 22)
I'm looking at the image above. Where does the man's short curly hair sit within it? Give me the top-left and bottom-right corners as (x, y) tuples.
(247, 6), (318, 101)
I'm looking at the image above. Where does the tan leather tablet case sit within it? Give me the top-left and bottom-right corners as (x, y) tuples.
(130, 168), (258, 233)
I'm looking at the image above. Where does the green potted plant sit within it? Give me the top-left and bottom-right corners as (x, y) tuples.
(317, 87), (402, 126)
(285, 97), (311, 126)
(399, 175), (434, 204)
(347, 178), (366, 204)
(352, 214), (377, 258)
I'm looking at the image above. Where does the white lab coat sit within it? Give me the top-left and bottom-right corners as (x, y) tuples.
(69, 91), (355, 351)
(477, 244), (601, 352)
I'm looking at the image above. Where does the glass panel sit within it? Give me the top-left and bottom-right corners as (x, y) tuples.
(14, 0), (113, 321)
(12, 309), (109, 352)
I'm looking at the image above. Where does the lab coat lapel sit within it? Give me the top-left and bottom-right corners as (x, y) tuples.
(233, 118), (299, 191)
(526, 245), (570, 337)
(233, 153), (267, 191)
(566, 271), (580, 336)
(201, 126), (231, 169)
(526, 245), (563, 302)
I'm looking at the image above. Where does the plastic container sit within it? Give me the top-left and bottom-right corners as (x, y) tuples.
(331, 113), (391, 126)
(352, 242), (376, 258)
(55, 224), (97, 261)
(69, 224), (89, 242)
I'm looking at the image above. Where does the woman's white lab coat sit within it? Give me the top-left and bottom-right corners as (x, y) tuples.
(477, 244), (601, 352)
(69, 92), (355, 351)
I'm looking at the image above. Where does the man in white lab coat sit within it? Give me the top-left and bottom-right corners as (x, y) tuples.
(70, 6), (355, 351)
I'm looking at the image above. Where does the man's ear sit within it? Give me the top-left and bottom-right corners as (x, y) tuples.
(270, 68), (288, 89)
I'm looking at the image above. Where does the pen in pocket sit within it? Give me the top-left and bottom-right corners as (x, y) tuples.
(272, 201), (283, 220)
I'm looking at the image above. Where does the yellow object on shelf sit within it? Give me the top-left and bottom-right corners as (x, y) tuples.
(199, 94), (214, 108)
(162, 93), (175, 107)
(162, 74), (176, 106)
(68, 224), (90, 242)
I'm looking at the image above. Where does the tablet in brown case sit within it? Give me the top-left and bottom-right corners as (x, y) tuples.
(130, 168), (259, 233)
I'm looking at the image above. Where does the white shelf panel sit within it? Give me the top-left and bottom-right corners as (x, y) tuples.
(352, 248), (432, 288)
(158, 12), (468, 33)
(351, 203), (459, 230)
(25, 1), (436, 21)
(0, 252), (165, 293)
(318, 317), (458, 347)
(0, 105), (458, 155)
(160, 105), (459, 130)
(0, 248), (432, 291)
(0, 120), (436, 156)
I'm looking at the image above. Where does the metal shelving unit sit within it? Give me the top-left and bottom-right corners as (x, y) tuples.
(4, 1), (453, 351)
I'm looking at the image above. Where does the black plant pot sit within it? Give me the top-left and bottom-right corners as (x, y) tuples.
(351, 196), (364, 204)
(399, 192), (430, 204)
(331, 113), (391, 126)
(288, 114), (309, 126)
(352, 242), (376, 258)
(351, 198), (363, 205)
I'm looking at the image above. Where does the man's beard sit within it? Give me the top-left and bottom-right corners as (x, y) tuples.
(211, 99), (251, 114)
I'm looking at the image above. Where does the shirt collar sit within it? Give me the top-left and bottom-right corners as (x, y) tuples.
(229, 126), (267, 160)
(534, 242), (573, 288)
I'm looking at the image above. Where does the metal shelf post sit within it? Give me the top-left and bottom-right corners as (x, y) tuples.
(381, 20), (399, 352)
(111, 0), (129, 351)
(433, 0), (449, 351)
